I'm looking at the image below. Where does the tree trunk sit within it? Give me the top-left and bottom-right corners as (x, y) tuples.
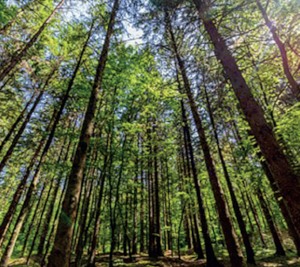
(0, 107), (59, 267)
(0, 0), (64, 83)
(21, 181), (47, 257)
(246, 187), (268, 248)
(38, 136), (73, 258)
(193, 0), (300, 236)
(0, 71), (52, 173)
(153, 126), (163, 257)
(203, 83), (255, 264)
(0, 91), (58, 249)
(132, 158), (138, 255)
(257, 189), (285, 256)
(0, 91), (36, 155)
(167, 9), (244, 264)
(47, 1), (120, 266)
(255, 0), (300, 101)
(41, 175), (69, 267)
(180, 100), (221, 267)
(140, 137), (145, 253)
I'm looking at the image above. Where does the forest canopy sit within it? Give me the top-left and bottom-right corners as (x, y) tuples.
(0, 0), (300, 267)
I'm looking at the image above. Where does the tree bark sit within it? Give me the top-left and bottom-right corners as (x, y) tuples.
(203, 82), (255, 264)
(193, 0), (300, 237)
(153, 125), (163, 257)
(21, 181), (47, 257)
(38, 136), (73, 258)
(140, 137), (145, 253)
(167, 10), (244, 264)
(180, 100), (222, 267)
(257, 189), (286, 256)
(47, 1), (120, 266)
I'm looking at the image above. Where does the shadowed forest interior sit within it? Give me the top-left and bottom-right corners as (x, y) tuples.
(0, 0), (300, 266)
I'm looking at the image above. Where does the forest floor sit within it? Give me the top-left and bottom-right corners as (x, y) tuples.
(7, 252), (300, 267)
(7, 234), (300, 267)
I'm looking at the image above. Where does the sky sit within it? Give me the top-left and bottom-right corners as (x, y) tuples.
(62, 0), (144, 46)
(6, 0), (144, 46)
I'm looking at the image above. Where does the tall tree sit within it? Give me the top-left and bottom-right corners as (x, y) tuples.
(47, 1), (120, 266)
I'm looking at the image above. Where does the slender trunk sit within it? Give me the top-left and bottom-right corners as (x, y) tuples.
(21, 181), (47, 257)
(38, 137), (73, 258)
(0, 72), (52, 173)
(41, 176), (69, 267)
(180, 100), (221, 267)
(26, 177), (55, 263)
(0, 88), (57, 249)
(246, 188), (268, 248)
(153, 126), (163, 257)
(232, 118), (300, 253)
(193, 212), (204, 259)
(132, 159), (138, 255)
(123, 193), (129, 256)
(0, 107), (59, 267)
(27, 142), (68, 263)
(193, 0), (300, 236)
(184, 216), (192, 250)
(47, 1), (119, 266)
(257, 189), (285, 255)
(167, 9), (243, 263)
(74, 178), (93, 267)
(0, 91), (36, 154)
(90, 132), (114, 267)
(239, 188), (255, 233)
(140, 138), (144, 253)
(87, 167), (108, 267)
(165, 159), (173, 253)
(255, 0), (300, 100)
(0, 0), (64, 82)
(261, 159), (300, 255)
(203, 84), (255, 263)
(177, 204), (186, 260)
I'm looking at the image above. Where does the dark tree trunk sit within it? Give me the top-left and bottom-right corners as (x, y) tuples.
(0, 0), (64, 83)
(203, 83), (255, 264)
(21, 181), (47, 257)
(0, 67), (56, 173)
(140, 137), (145, 253)
(257, 189), (285, 256)
(153, 126), (163, 257)
(193, 0), (300, 236)
(132, 158), (138, 255)
(246, 187), (268, 248)
(38, 136), (73, 259)
(255, 0), (300, 101)
(26, 175), (56, 263)
(147, 126), (155, 258)
(0, 91), (36, 155)
(47, 1), (119, 266)
(0, 107), (60, 267)
(167, 9), (243, 263)
(0, 92), (55, 249)
(180, 100), (221, 267)
(41, 175), (69, 267)
(123, 193), (129, 257)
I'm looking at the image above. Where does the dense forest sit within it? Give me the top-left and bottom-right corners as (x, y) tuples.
(0, 0), (300, 266)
